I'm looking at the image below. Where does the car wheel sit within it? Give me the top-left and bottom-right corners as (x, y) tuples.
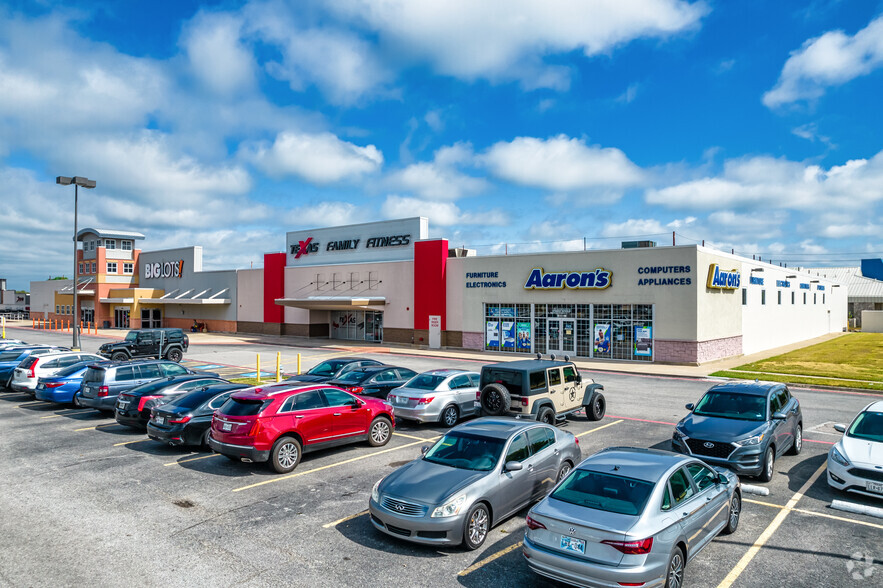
(665, 546), (686, 588)
(586, 394), (606, 421)
(71, 394), (82, 408)
(479, 383), (511, 416)
(270, 436), (302, 473)
(367, 417), (392, 447)
(167, 348), (183, 363)
(537, 406), (555, 425)
(201, 429), (212, 450)
(556, 461), (573, 483)
(111, 352), (128, 361)
(462, 503), (490, 550)
(787, 424), (802, 455)
(440, 405), (459, 428)
(722, 491), (741, 535)
(758, 447), (775, 482)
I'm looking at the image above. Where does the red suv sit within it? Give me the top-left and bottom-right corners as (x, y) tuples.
(208, 383), (395, 473)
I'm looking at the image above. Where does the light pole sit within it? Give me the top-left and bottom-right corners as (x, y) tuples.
(56, 176), (96, 351)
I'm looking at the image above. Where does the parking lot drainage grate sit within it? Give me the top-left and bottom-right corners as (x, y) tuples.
(173, 499), (196, 508)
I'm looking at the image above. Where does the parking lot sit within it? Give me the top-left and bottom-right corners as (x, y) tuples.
(1, 327), (881, 587)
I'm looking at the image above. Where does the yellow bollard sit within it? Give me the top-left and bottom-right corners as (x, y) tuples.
(276, 352), (281, 382)
(297, 353), (301, 375)
(256, 354), (261, 384)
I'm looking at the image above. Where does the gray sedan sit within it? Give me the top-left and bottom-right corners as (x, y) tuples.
(369, 417), (581, 549)
(387, 369), (480, 427)
(523, 447), (740, 588)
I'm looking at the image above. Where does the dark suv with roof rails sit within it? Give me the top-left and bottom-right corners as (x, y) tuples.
(77, 359), (218, 413)
(98, 328), (189, 362)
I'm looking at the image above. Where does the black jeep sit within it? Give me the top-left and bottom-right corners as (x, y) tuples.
(98, 328), (189, 363)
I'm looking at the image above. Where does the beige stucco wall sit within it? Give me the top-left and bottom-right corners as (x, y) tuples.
(860, 310), (883, 333)
(236, 269), (264, 322)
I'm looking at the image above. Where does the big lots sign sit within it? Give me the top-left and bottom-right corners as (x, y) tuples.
(144, 260), (184, 279)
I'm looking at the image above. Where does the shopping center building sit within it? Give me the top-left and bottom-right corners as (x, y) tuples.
(31, 217), (848, 364)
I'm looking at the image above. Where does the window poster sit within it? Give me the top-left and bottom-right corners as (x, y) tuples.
(516, 322), (531, 350)
(501, 321), (515, 348)
(485, 320), (500, 348)
(634, 326), (652, 357)
(593, 324), (610, 354)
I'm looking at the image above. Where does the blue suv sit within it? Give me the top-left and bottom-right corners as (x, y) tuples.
(672, 381), (802, 482)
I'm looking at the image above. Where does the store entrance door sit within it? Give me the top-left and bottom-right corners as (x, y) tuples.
(114, 308), (130, 329)
(547, 319), (575, 357)
(141, 308), (162, 328)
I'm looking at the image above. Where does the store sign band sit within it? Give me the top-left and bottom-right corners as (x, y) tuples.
(144, 260), (184, 279)
(524, 268), (612, 290)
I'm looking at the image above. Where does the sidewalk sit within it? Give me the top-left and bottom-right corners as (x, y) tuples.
(7, 320), (846, 380)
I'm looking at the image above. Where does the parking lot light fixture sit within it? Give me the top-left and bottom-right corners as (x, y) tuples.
(56, 175), (96, 351)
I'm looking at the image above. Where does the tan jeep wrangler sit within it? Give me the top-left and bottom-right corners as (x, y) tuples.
(476, 355), (606, 424)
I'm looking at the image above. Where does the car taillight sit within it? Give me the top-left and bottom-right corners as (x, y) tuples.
(248, 420), (262, 436)
(349, 386), (364, 394)
(98, 386), (109, 397)
(169, 415), (192, 424)
(602, 537), (653, 555)
(521, 398), (529, 407)
(525, 515), (546, 530)
(27, 366), (36, 378)
(137, 395), (162, 412)
(417, 397), (434, 405)
(46, 382), (65, 388)
(476, 391), (481, 401)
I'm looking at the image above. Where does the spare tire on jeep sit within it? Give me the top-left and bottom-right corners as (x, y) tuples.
(480, 383), (511, 416)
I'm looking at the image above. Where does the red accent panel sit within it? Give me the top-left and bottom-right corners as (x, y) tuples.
(413, 240), (447, 330)
(263, 252), (286, 324)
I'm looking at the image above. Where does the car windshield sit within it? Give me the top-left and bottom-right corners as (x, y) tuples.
(125, 332), (138, 341)
(551, 470), (655, 516)
(405, 374), (447, 390)
(693, 391), (766, 421)
(55, 362), (89, 377)
(335, 371), (368, 383)
(847, 411), (883, 443)
(0, 350), (25, 361)
(220, 397), (271, 416)
(169, 390), (216, 409)
(422, 432), (504, 471)
(307, 360), (348, 376)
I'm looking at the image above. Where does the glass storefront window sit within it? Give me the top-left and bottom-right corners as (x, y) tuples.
(485, 303), (532, 354)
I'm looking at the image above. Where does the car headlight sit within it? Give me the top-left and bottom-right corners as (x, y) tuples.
(430, 494), (467, 518)
(672, 428), (687, 440)
(371, 479), (382, 503)
(830, 447), (850, 467)
(733, 434), (764, 447)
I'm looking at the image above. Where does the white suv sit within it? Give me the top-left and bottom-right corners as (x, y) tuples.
(11, 351), (104, 394)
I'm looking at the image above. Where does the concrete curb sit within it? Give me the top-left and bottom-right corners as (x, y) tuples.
(831, 500), (883, 519)
(740, 484), (770, 496)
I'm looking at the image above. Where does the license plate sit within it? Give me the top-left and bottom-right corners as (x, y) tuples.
(37, 383), (44, 390)
(118, 401), (129, 409)
(397, 397), (408, 405)
(155, 417), (165, 425)
(867, 481), (883, 494)
(222, 423), (232, 431)
(560, 535), (586, 554)
(473, 401), (481, 409)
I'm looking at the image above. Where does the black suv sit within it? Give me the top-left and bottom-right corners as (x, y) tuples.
(98, 328), (189, 362)
(77, 359), (218, 413)
(284, 357), (384, 384)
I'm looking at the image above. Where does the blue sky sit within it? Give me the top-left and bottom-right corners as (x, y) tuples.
(1, 0), (882, 290)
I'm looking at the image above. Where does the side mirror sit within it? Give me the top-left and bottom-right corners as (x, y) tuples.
(833, 424), (846, 433)
(716, 474), (728, 486)
(576, 374), (582, 385)
(685, 403), (694, 411)
(772, 411), (787, 420)
(504, 461), (523, 472)
(420, 446), (430, 455)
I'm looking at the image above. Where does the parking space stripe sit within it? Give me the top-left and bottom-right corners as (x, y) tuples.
(113, 439), (151, 447)
(39, 414), (63, 419)
(323, 510), (368, 529)
(575, 419), (622, 438)
(392, 432), (434, 442)
(804, 438), (835, 445)
(73, 423), (118, 431)
(716, 462), (827, 588)
(743, 498), (883, 530)
(232, 437), (439, 493)
(607, 414), (677, 426)
(164, 454), (220, 467)
(458, 541), (524, 576)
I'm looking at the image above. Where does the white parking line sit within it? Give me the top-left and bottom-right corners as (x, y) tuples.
(232, 437), (439, 493)
(113, 439), (151, 447)
(744, 498), (883, 530)
(717, 462), (827, 588)
(164, 454), (219, 467)
(392, 432), (435, 442)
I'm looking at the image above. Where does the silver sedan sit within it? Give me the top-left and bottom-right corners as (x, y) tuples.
(369, 417), (582, 549)
(523, 447), (741, 588)
(387, 369), (480, 427)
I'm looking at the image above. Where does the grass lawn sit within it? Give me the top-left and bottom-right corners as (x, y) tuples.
(711, 333), (883, 391)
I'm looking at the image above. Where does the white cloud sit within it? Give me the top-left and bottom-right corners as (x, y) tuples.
(283, 201), (362, 227)
(647, 151), (883, 210)
(482, 135), (645, 192)
(386, 142), (486, 200)
(819, 222), (881, 238)
(241, 131), (383, 183)
(329, 0), (707, 89)
(181, 11), (256, 95)
(381, 195), (508, 226)
(601, 218), (667, 237)
(763, 16), (883, 107)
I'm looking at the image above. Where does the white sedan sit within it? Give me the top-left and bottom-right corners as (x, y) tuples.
(827, 400), (883, 500)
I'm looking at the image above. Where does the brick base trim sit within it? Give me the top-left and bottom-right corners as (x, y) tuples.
(655, 335), (743, 364)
